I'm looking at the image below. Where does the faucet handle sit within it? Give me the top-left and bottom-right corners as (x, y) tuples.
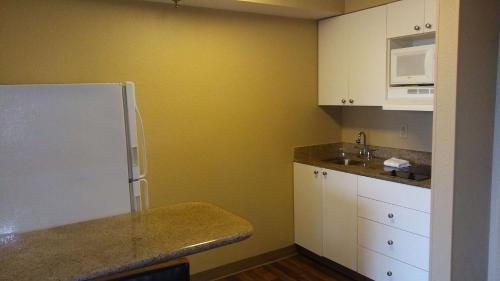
(338, 147), (346, 157)
(366, 149), (377, 160)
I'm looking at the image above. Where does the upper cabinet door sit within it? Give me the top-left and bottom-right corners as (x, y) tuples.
(424, 0), (437, 32)
(387, 0), (425, 38)
(318, 15), (350, 106)
(348, 6), (387, 106)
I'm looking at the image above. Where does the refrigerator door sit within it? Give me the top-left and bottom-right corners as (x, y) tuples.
(0, 83), (132, 234)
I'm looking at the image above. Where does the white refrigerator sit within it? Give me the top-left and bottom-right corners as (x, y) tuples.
(0, 82), (148, 234)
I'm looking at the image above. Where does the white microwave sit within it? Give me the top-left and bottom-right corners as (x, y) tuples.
(390, 44), (435, 86)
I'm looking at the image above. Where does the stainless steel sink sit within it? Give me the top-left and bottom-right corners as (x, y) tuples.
(323, 157), (364, 166)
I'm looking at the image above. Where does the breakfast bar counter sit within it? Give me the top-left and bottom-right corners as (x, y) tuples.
(0, 202), (253, 281)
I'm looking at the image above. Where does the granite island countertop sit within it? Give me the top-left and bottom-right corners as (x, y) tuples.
(0, 202), (253, 281)
(294, 143), (432, 189)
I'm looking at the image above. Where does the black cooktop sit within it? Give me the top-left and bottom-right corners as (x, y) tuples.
(380, 164), (431, 181)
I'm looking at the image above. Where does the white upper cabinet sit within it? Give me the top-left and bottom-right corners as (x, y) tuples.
(318, 15), (350, 105)
(424, 0), (437, 33)
(318, 6), (387, 106)
(348, 6), (387, 106)
(387, 0), (437, 38)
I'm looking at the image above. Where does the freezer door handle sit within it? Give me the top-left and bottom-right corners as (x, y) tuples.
(136, 105), (148, 179)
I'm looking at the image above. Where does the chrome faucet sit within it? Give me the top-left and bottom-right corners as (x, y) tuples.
(356, 131), (367, 146)
(356, 131), (369, 157)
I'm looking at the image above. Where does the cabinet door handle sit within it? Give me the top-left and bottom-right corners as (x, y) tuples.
(349, 99), (354, 104)
(314, 170), (319, 175)
(414, 25), (421, 31)
(322, 171), (327, 176)
(425, 23), (432, 29)
(387, 271), (393, 277)
(388, 213), (394, 219)
(387, 240), (394, 245)
(341, 98), (346, 104)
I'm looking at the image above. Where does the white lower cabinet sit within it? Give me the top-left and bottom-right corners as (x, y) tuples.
(358, 218), (430, 271)
(323, 169), (358, 271)
(358, 247), (429, 281)
(293, 163), (358, 265)
(294, 163), (323, 256)
(293, 163), (431, 280)
(357, 196), (431, 237)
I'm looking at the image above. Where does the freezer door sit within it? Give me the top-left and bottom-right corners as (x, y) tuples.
(0, 83), (132, 234)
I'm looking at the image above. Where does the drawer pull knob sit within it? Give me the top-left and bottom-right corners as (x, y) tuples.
(387, 240), (394, 245)
(322, 171), (328, 176)
(314, 170), (319, 175)
(387, 271), (393, 276)
(388, 213), (394, 219)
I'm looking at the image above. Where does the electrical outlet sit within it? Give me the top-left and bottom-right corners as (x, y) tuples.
(400, 124), (408, 138)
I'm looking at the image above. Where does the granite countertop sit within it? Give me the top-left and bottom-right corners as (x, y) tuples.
(294, 143), (432, 189)
(0, 202), (253, 281)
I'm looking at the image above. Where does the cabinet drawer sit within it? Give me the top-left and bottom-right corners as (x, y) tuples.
(358, 218), (429, 270)
(358, 247), (429, 281)
(358, 176), (431, 213)
(358, 196), (430, 237)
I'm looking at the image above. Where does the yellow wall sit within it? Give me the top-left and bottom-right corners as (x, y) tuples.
(341, 107), (433, 152)
(0, 0), (342, 273)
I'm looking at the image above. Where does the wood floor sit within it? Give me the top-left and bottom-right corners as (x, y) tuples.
(216, 255), (355, 281)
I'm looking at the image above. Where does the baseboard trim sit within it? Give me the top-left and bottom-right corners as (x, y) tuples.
(190, 245), (297, 281)
(296, 245), (372, 281)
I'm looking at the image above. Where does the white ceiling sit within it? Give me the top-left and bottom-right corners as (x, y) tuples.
(145, 0), (345, 19)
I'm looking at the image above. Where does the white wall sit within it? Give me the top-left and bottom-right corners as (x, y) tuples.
(489, 30), (500, 281)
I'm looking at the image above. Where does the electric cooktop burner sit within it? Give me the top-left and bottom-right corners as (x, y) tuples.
(380, 164), (431, 181)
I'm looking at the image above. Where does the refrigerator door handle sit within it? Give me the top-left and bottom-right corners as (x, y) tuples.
(135, 105), (148, 179)
(140, 178), (149, 210)
(132, 178), (149, 211)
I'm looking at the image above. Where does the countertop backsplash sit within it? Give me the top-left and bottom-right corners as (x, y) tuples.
(294, 142), (431, 166)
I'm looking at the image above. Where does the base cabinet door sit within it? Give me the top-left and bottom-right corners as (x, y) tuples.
(293, 163), (323, 255)
(323, 169), (358, 271)
(358, 247), (429, 281)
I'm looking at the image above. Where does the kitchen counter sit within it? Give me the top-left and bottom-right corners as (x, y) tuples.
(0, 202), (253, 281)
(294, 143), (431, 189)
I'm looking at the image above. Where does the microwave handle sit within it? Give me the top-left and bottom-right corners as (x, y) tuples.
(425, 46), (436, 81)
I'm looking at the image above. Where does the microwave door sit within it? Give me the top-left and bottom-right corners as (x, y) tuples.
(390, 45), (435, 86)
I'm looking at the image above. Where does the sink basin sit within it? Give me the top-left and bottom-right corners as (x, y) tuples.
(323, 158), (364, 166)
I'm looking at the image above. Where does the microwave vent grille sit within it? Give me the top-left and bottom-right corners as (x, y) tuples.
(407, 88), (433, 95)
